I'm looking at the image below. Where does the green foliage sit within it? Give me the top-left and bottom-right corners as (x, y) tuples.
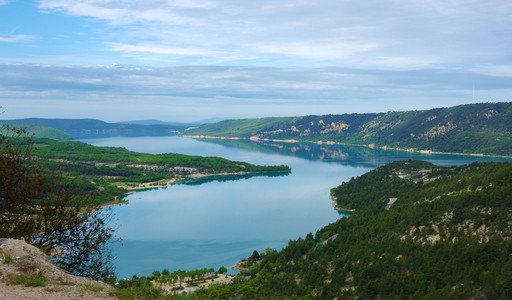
(0, 126), (117, 280)
(13, 271), (46, 287)
(187, 102), (512, 156)
(6, 118), (186, 139)
(16, 138), (289, 206)
(248, 250), (261, 263)
(35, 139), (289, 173)
(3, 253), (13, 265)
(114, 267), (229, 299)
(182, 160), (512, 299)
(85, 284), (104, 292)
(115, 276), (168, 300)
(331, 160), (434, 209)
(152, 270), (162, 277)
(0, 121), (74, 140)
(185, 116), (298, 137)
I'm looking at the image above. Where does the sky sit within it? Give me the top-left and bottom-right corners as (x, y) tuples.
(0, 0), (511, 122)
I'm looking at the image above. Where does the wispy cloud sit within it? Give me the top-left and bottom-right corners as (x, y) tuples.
(1, 1), (511, 121)
(371, 57), (440, 69)
(1, 64), (510, 116)
(108, 43), (216, 56)
(0, 34), (36, 43)
(254, 39), (379, 60)
(470, 65), (512, 77)
(32, 0), (512, 68)
(37, 0), (196, 25)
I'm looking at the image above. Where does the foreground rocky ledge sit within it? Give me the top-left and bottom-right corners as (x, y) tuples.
(0, 238), (114, 300)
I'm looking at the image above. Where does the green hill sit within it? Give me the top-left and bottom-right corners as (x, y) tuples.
(185, 116), (298, 137)
(0, 121), (74, 140)
(186, 102), (512, 156)
(7, 118), (186, 138)
(28, 138), (290, 206)
(177, 160), (512, 299)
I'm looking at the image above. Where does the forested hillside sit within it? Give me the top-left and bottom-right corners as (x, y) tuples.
(0, 121), (74, 140)
(31, 139), (290, 206)
(186, 102), (512, 156)
(1, 126), (290, 286)
(176, 160), (512, 299)
(8, 118), (185, 138)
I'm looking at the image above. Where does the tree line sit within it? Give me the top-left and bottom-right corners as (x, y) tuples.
(162, 159), (512, 299)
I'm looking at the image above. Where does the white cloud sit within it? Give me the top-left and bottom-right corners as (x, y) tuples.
(173, 0), (217, 9)
(37, 0), (195, 25)
(470, 65), (512, 77)
(254, 39), (379, 60)
(108, 43), (215, 56)
(0, 0), (497, 71)
(32, 0), (512, 67)
(2, 64), (511, 121)
(0, 34), (36, 43)
(371, 57), (440, 69)
(1, 1), (511, 122)
(1, 64), (510, 100)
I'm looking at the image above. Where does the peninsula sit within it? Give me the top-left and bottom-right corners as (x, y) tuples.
(32, 138), (291, 206)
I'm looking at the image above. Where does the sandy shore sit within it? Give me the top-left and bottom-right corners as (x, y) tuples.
(115, 178), (178, 191)
(154, 273), (234, 295)
(335, 207), (356, 212)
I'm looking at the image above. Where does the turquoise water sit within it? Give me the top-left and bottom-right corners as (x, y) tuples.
(84, 136), (511, 278)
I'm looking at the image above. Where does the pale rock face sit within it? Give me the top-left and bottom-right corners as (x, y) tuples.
(0, 238), (114, 300)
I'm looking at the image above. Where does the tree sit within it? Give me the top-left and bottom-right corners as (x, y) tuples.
(0, 125), (118, 280)
(0, 127), (43, 238)
(176, 269), (187, 288)
(249, 250), (261, 263)
(218, 266), (228, 274)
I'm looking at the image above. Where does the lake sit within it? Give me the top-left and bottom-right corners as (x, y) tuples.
(84, 136), (511, 278)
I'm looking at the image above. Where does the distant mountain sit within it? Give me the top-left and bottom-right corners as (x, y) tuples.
(7, 118), (186, 139)
(116, 120), (171, 126)
(117, 118), (226, 127)
(0, 121), (74, 140)
(193, 117), (227, 124)
(185, 102), (512, 156)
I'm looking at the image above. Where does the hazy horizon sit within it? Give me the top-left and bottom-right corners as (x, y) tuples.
(3, 101), (511, 125)
(1, 1), (511, 122)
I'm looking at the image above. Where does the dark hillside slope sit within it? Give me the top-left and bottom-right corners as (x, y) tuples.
(186, 102), (512, 156)
(184, 116), (298, 137)
(0, 121), (74, 140)
(8, 118), (185, 138)
(195, 160), (512, 299)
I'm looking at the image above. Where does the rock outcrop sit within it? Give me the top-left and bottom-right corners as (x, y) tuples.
(0, 238), (114, 300)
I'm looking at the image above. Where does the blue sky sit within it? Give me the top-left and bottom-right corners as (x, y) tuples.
(1, 0), (511, 122)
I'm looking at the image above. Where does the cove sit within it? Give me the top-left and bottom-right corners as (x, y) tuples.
(84, 136), (511, 279)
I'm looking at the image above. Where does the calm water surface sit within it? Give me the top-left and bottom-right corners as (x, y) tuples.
(84, 136), (511, 278)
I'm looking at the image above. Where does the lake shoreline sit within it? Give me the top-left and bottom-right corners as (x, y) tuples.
(182, 135), (512, 159)
(100, 170), (290, 209)
(88, 135), (510, 280)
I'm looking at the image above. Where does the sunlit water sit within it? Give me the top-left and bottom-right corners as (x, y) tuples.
(83, 136), (511, 278)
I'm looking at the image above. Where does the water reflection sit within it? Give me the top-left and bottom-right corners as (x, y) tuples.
(337, 210), (351, 217)
(179, 172), (290, 186)
(84, 136), (511, 279)
(195, 138), (512, 167)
